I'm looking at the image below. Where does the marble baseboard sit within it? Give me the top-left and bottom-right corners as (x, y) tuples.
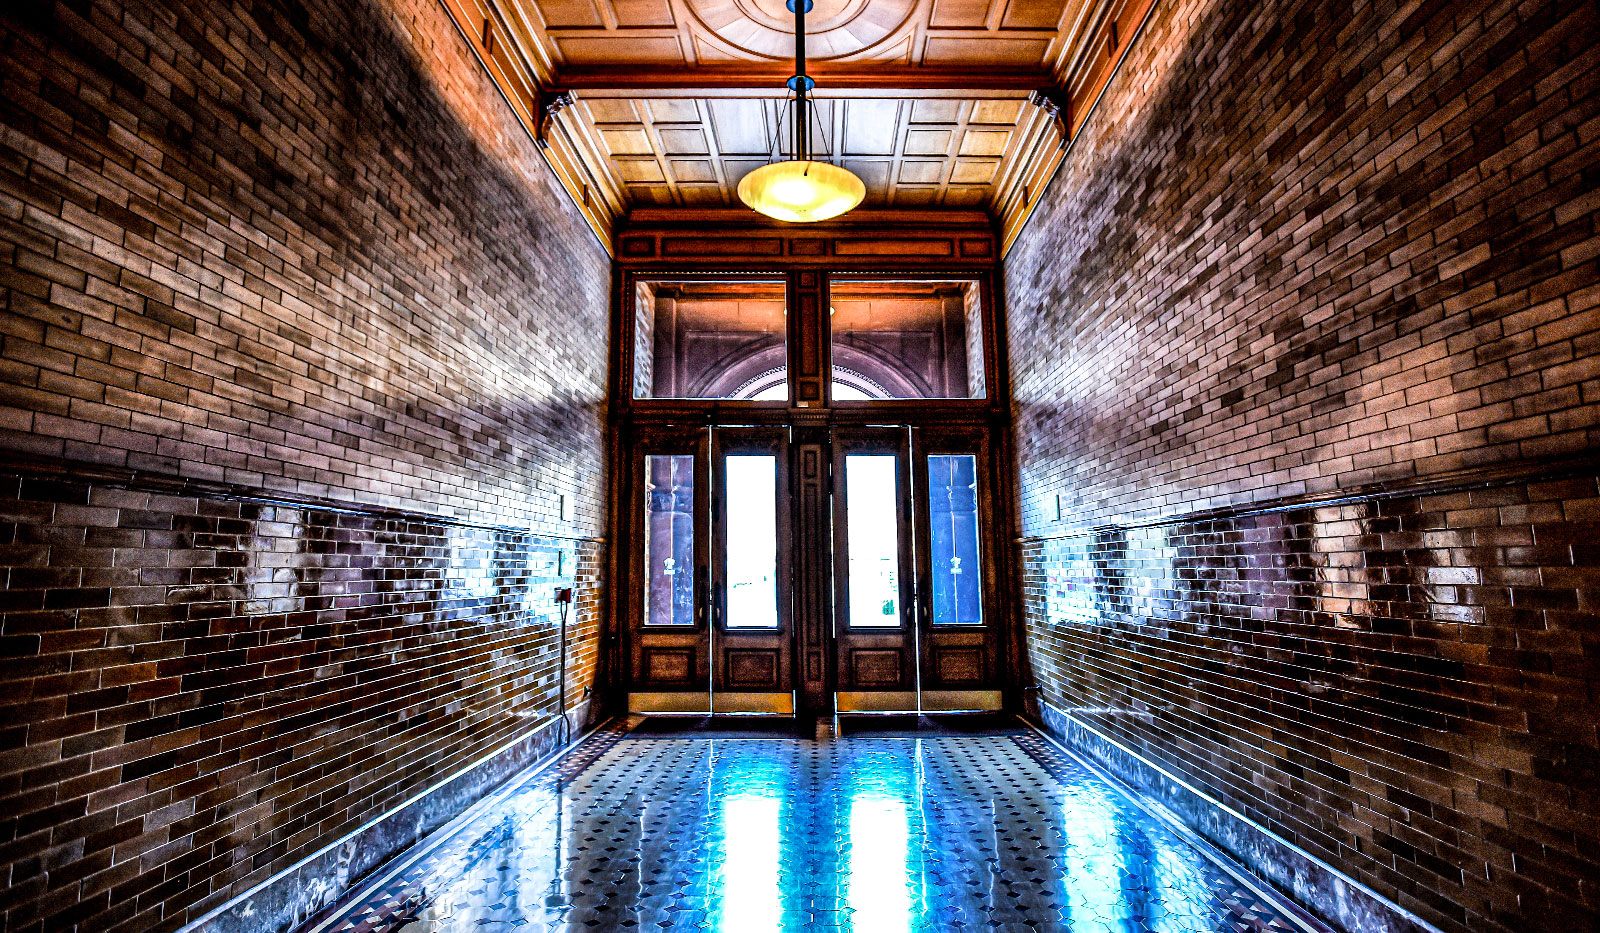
(1027, 698), (1441, 933)
(184, 700), (597, 933)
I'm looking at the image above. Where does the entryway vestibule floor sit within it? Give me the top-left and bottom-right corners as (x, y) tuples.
(305, 718), (1328, 933)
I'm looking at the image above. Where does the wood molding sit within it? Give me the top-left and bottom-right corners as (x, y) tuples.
(615, 212), (998, 269)
(557, 65), (1055, 93)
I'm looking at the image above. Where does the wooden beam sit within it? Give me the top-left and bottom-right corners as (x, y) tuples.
(558, 65), (1052, 96)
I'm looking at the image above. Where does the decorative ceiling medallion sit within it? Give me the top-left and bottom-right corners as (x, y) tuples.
(684, 0), (916, 61)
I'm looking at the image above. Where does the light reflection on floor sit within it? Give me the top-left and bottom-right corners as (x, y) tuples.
(311, 721), (1322, 933)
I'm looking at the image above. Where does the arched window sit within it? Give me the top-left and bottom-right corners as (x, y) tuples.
(737, 369), (888, 400)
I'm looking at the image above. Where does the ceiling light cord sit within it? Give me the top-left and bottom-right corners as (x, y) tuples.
(788, 0), (814, 163)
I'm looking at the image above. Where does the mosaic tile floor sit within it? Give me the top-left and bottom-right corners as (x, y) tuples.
(309, 720), (1327, 933)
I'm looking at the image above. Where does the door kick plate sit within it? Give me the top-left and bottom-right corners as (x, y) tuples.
(712, 692), (795, 714)
(628, 692), (712, 714)
(835, 690), (919, 713)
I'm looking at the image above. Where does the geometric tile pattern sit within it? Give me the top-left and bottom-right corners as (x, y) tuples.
(308, 722), (1328, 932)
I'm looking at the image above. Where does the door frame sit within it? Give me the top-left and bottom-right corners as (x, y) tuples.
(710, 426), (796, 713)
(605, 241), (1017, 721)
(830, 426), (919, 712)
(626, 425), (712, 714)
(912, 425), (1004, 712)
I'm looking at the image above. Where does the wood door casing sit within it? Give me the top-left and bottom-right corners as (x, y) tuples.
(628, 427), (711, 710)
(831, 427), (918, 710)
(913, 426), (1003, 710)
(712, 428), (795, 711)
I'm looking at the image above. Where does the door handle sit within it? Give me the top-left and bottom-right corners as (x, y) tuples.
(697, 565), (709, 627)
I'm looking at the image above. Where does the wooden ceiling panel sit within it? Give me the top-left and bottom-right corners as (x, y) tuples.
(999, 0), (1069, 30)
(905, 129), (954, 156)
(670, 159), (719, 182)
(535, 0), (605, 28)
(611, 0), (675, 28)
(842, 100), (901, 155)
(958, 129), (1011, 156)
(707, 99), (772, 154)
(504, 0), (1102, 80)
(845, 160), (894, 201)
(969, 99), (1024, 124)
(928, 0), (994, 29)
(909, 100), (962, 124)
(444, 0), (1158, 251)
(549, 91), (1055, 211)
(615, 158), (666, 182)
(950, 158), (998, 184)
(898, 161), (945, 184)
(601, 127), (654, 153)
(553, 35), (685, 63)
(584, 98), (642, 122)
(647, 99), (700, 121)
(922, 37), (1052, 65)
(658, 128), (711, 154)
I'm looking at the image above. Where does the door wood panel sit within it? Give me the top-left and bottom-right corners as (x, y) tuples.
(831, 427), (918, 706)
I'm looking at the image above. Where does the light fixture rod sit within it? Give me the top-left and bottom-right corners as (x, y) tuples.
(790, 0), (812, 161)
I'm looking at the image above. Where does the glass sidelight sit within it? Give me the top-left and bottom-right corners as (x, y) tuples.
(912, 429), (1000, 711)
(926, 454), (983, 627)
(630, 430), (711, 714)
(643, 454), (697, 628)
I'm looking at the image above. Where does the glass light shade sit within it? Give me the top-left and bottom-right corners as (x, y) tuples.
(737, 160), (866, 223)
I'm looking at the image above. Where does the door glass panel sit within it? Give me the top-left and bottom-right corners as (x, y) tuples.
(927, 454), (983, 626)
(829, 279), (986, 399)
(845, 454), (901, 628)
(644, 454), (695, 626)
(634, 280), (788, 399)
(724, 455), (779, 629)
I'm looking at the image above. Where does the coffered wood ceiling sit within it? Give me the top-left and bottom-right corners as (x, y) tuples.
(437, 0), (1158, 251)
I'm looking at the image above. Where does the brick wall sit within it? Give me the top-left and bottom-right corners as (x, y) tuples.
(0, 0), (611, 931)
(1004, 0), (1600, 930)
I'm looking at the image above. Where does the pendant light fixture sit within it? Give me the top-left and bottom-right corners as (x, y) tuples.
(736, 0), (866, 223)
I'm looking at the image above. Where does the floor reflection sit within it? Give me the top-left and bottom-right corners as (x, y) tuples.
(312, 722), (1323, 933)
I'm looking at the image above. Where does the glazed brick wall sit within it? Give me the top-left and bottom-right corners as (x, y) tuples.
(1004, 0), (1600, 930)
(0, 472), (604, 933)
(0, 0), (609, 526)
(0, 0), (612, 931)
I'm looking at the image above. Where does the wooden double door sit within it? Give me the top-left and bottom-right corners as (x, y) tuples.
(626, 424), (1003, 717)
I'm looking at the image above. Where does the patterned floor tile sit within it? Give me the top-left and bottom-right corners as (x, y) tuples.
(307, 721), (1329, 933)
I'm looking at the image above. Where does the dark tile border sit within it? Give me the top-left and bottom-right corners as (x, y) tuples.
(1019, 450), (1600, 543)
(1026, 699), (1442, 933)
(0, 450), (597, 539)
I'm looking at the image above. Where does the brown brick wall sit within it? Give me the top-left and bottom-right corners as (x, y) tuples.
(0, 0), (611, 931)
(1005, 0), (1600, 930)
